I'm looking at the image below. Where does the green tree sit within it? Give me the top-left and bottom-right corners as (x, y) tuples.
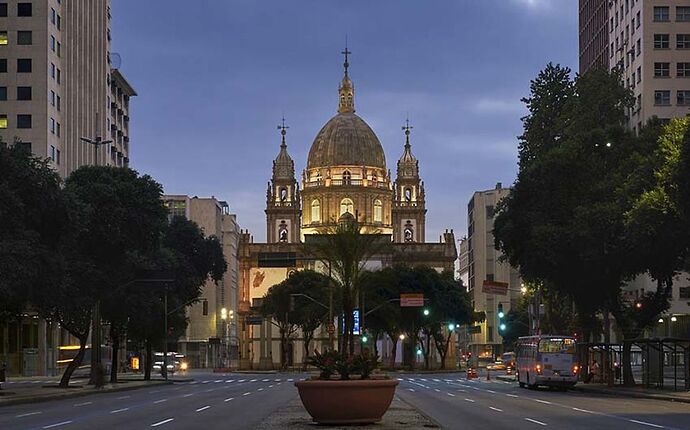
(359, 268), (402, 368)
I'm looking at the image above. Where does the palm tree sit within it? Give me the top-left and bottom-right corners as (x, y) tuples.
(303, 213), (389, 355)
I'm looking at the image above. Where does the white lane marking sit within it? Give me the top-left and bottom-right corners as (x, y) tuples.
(16, 411), (42, 418)
(195, 405), (211, 412)
(214, 379), (223, 383)
(534, 399), (552, 405)
(73, 401), (92, 406)
(204, 388), (214, 393)
(258, 388), (264, 391)
(447, 392), (455, 397)
(268, 384), (274, 388)
(117, 395), (131, 400)
(243, 392), (251, 396)
(434, 388), (441, 392)
(433, 378), (440, 382)
(277, 382), (282, 385)
(43, 422), (73, 429)
(262, 378), (269, 382)
(224, 397), (234, 402)
(490, 407), (503, 412)
(250, 379), (257, 382)
(151, 418), (174, 427)
(397, 378), (404, 381)
(225, 379), (234, 383)
(408, 378), (416, 381)
(201, 380), (210, 384)
(274, 378), (281, 382)
(238, 379), (246, 382)
(506, 394), (519, 398)
(486, 390), (497, 394)
(153, 399), (168, 404)
(183, 393), (194, 397)
(525, 418), (547, 426)
(464, 398), (475, 403)
(149, 390), (161, 393)
(420, 378), (428, 381)
(457, 389), (467, 392)
(287, 378), (294, 382)
(407, 388), (415, 392)
(628, 419), (664, 428)
(572, 407), (594, 414)
(110, 408), (129, 414)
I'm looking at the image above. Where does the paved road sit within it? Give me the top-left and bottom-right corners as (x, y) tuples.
(396, 372), (690, 430)
(0, 371), (306, 430)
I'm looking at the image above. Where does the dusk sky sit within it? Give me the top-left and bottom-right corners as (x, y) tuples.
(111, 0), (577, 243)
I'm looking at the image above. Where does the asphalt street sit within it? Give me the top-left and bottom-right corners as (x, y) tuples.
(2, 371), (690, 429)
(0, 371), (306, 430)
(396, 372), (690, 430)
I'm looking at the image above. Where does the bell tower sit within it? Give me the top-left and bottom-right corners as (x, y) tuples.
(266, 119), (301, 243)
(392, 119), (426, 243)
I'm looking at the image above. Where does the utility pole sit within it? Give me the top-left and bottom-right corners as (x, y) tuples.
(80, 115), (112, 387)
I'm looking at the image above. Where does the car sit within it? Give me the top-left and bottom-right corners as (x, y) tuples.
(467, 367), (478, 379)
(486, 360), (506, 371)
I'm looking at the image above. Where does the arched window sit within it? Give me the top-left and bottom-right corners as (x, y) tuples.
(279, 187), (288, 202)
(404, 220), (414, 242)
(311, 199), (321, 223)
(371, 173), (377, 184)
(343, 170), (351, 184)
(404, 188), (412, 202)
(278, 220), (288, 243)
(373, 199), (383, 222)
(340, 198), (354, 215)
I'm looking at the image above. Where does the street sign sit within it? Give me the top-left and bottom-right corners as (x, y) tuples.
(467, 325), (482, 334)
(246, 315), (263, 325)
(400, 293), (424, 307)
(353, 310), (360, 335)
(481, 280), (509, 296)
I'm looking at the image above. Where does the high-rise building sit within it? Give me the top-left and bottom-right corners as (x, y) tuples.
(579, 0), (610, 74)
(466, 183), (522, 359)
(0, 0), (136, 178)
(162, 195), (241, 368)
(607, 0), (690, 132)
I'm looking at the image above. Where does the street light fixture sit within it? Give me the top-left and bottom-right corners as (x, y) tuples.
(671, 316), (677, 322)
(399, 334), (405, 341)
(423, 309), (430, 316)
(448, 323), (456, 331)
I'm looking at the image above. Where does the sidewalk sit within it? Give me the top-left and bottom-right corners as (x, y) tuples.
(572, 383), (690, 403)
(0, 374), (191, 407)
(254, 396), (439, 429)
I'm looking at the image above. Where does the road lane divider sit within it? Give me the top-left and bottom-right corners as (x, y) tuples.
(110, 408), (129, 414)
(195, 406), (211, 412)
(16, 411), (42, 418)
(43, 421), (73, 429)
(628, 419), (665, 428)
(464, 398), (475, 403)
(150, 418), (174, 427)
(224, 397), (234, 402)
(525, 418), (547, 426)
(489, 407), (503, 412)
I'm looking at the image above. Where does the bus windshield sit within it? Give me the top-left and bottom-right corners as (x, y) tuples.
(538, 338), (575, 354)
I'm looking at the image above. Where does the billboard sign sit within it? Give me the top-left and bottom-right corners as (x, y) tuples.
(481, 280), (509, 296)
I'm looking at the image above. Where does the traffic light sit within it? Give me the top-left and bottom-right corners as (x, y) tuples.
(498, 303), (506, 333)
(497, 303), (505, 319)
(423, 308), (430, 316)
(361, 335), (368, 343)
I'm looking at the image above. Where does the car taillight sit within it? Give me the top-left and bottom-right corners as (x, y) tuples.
(535, 364), (542, 374)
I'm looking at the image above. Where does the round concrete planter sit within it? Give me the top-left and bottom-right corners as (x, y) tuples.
(294, 378), (399, 424)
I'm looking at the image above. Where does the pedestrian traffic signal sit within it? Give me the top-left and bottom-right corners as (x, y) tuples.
(497, 303), (505, 319)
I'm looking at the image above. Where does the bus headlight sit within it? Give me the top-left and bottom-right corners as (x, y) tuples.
(535, 364), (542, 374)
(180, 361), (188, 371)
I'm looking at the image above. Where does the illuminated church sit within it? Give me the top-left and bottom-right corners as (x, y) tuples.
(237, 50), (457, 369)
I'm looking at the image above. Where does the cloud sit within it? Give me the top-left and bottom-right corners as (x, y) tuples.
(511, 0), (553, 10)
(471, 98), (525, 114)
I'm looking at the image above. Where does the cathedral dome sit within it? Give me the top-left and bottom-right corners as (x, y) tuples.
(307, 112), (386, 170)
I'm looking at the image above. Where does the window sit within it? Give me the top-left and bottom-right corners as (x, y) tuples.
(56, 95), (60, 111)
(17, 31), (31, 45)
(654, 62), (670, 77)
(0, 114), (6, 128)
(50, 62), (55, 78)
(678, 34), (690, 49)
(16, 86), (31, 100)
(342, 170), (351, 184)
(0, 31), (7, 45)
(56, 68), (60, 84)
(50, 90), (55, 106)
(677, 90), (690, 105)
(17, 58), (31, 73)
(404, 187), (412, 202)
(486, 205), (495, 219)
(678, 63), (690, 77)
(56, 122), (60, 137)
(655, 34), (670, 49)
(15, 141), (31, 153)
(202, 300), (208, 316)
(636, 11), (641, 27)
(56, 15), (61, 31)
(404, 220), (414, 242)
(50, 8), (55, 24)
(311, 199), (321, 223)
(279, 187), (287, 202)
(0, 4), (6, 17)
(678, 6), (690, 21)
(17, 114), (31, 128)
(680, 287), (690, 299)
(56, 42), (60, 57)
(50, 117), (55, 134)
(278, 221), (288, 243)
(373, 199), (382, 222)
(636, 38), (641, 56)
(50, 35), (55, 51)
(0, 86), (5, 100)
(654, 90), (671, 106)
(56, 149), (60, 165)
(654, 6), (670, 22)
(17, 3), (32, 17)
(50, 145), (55, 161)
(0, 59), (6, 73)
(637, 66), (642, 83)
(340, 198), (354, 215)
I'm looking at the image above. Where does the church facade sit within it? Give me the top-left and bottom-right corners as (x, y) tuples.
(237, 52), (457, 369)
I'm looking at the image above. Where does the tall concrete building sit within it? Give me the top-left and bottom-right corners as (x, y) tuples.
(162, 195), (241, 368)
(0, 0), (135, 178)
(579, 0), (610, 73)
(465, 183), (522, 360)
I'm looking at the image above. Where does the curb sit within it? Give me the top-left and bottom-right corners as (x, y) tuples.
(496, 375), (517, 382)
(570, 385), (690, 404)
(395, 391), (443, 429)
(0, 380), (174, 407)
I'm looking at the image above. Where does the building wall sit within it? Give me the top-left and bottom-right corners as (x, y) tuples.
(466, 183), (522, 356)
(609, 0), (690, 132)
(580, 0), (610, 73)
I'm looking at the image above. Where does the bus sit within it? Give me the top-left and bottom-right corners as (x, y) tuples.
(515, 336), (579, 389)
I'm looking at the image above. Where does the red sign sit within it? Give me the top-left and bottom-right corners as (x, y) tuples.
(400, 293), (424, 307)
(481, 280), (509, 296)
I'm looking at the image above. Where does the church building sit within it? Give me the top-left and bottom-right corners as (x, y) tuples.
(237, 50), (457, 369)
